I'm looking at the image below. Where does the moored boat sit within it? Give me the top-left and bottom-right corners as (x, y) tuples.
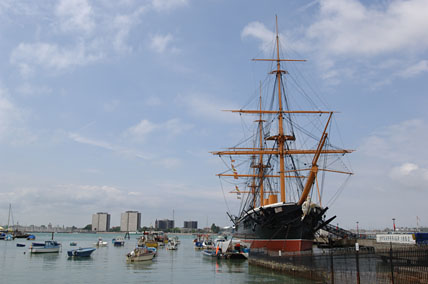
(126, 247), (155, 262)
(94, 238), (108, 247)
(113, 236), (125, 246)
(29, 240), (61, 253)
(166, 238), (178, 250)
(67, 247), (96, 257)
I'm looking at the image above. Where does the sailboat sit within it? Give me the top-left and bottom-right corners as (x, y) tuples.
(212, 18), (353, 252)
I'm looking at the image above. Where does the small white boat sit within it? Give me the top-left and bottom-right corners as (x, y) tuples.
(29, 241), (61, 253)
(126, 247), (155, 262)
(94, 238), (108, 247)
(167, 239), (178, 250)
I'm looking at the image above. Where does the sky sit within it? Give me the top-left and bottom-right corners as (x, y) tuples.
(1, 0), (428, 231)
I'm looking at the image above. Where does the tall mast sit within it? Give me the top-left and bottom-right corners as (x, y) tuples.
(274, 16), (287, 203)
(258, 83), (265, 205)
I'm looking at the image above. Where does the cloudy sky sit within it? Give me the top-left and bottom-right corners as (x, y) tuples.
(1, 0), (428, 231)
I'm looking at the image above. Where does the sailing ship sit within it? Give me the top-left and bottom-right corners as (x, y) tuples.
(212, 18), (353, 252)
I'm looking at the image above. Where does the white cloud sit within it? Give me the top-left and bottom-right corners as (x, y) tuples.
(103, 99), (120, 112)
(360, 119), (428, 163)
(145, 96), (162, 106)
(0, 88), (34, 144)
(155, 158), (182, 169)
(151, 0), (188, 11)
(126, 119), (157, 140)
(389, 162), (428, 190)
(241, 22), (275, 53)
(355, 119), (428, 193)
(175, 93), (238, 122)
(68, 132), (149, 159)
(126, 118), (193, 141)
(399, 60), (428, 78)
(15, 83), (52, 97)
(0, 89), (18, 138)
(242, 1), (428, 85)
(10, 42), (103, 75)
(150, 33), (178, 54)
(306, 0), (428, 56)
(55, 0), (95, 34)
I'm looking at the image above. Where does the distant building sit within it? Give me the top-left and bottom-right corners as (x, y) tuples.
(120, 211), (141, 232)
(183, 221), (197, 229)
(92, 212), (111, 232)
(155, 219), (174, 230)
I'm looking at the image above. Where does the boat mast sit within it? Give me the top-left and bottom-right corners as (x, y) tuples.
(257, 85), (265, 206)
(7, 203), (10, 228)
(273, 17), (287, 203)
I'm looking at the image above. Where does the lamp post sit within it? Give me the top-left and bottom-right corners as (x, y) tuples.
(356, 221), (359, 237)
(392, 218), (396, 232)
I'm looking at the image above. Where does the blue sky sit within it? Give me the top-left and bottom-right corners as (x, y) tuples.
(1, 0), (428, 231)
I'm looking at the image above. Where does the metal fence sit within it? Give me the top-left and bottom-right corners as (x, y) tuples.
(249, 245), (428, 283)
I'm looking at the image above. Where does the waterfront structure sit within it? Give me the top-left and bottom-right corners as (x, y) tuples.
(92, 212), (110, 232)
(184, 221), (197, 229)
(155, 219), (174, 230)
(120, 211), (141, 232)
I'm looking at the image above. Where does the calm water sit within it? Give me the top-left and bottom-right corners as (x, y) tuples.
(0, 233), (313, 283)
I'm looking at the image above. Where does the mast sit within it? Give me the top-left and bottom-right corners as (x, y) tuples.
(213, 17), (353, 210)
(257, 83), (265, 206)
(7, 203), (11, 228)
(274, 16), (286, 203)
(251, 16), (306, 203)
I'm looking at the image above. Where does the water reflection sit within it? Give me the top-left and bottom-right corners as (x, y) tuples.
(66, 256), (95, 262)
(214, 259), (246, 274)
(126, 260), (154, 271)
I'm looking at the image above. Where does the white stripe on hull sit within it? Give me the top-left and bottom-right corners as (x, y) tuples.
(30, 248), (60, 253)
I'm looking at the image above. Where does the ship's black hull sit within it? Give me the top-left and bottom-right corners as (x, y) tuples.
(233, 202), (326, 251)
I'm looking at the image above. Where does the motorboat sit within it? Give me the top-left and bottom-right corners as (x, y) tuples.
(67, 247), (96, 257)
(29, 240), (61, 253)
(113, 237), (125, 246)
(94, 238), (108, 247)
(126, 247), (155, 262)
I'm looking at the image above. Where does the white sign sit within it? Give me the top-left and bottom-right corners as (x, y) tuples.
(376, 234), (415, 244)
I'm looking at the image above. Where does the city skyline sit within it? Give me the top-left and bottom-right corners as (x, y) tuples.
(1, 0), (428, 230)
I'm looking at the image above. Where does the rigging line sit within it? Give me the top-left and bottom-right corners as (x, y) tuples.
(320, 137), (329, 199)
(248, 139), (277, 209)
(288, 73), (321, 111)
(219, 177), (232, 215)
(281, 76), (296, 137)
(284, 45), (331, 110)
(325, 174), (352, 207)
(332, 115), (354, 173)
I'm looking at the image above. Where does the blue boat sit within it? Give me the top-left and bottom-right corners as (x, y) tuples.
(67, 247), (96, 257)
(27, 235), (36, 240)
(147, 246), (157, 256)
(113, 237), (125, 246)
(16, 243), (26, 247)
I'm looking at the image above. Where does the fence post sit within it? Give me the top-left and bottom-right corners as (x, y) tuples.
(389, 242), (395, 284)
(330, 250), (334, 284)
(355, 243), (360, 284)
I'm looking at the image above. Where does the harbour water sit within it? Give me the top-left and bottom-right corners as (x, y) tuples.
(0, 233), (312, 283)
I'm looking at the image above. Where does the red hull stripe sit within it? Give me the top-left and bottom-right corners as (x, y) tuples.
(243, 239), (313, 252)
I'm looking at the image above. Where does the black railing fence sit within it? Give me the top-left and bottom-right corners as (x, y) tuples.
(249, 245), (428, 283)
